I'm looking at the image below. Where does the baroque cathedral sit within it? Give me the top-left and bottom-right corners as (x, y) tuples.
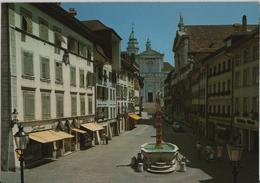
(126, 26), (173, 111)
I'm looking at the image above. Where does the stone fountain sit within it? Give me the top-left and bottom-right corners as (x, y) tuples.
(141, 93), (179, 173)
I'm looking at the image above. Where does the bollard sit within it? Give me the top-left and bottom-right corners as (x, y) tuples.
(137, 163), (144, 172)
(179, 161), (186, 172)
(131, 156), (137, 168)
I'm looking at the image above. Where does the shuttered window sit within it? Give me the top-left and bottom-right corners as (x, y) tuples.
(22, 51), (34, 78)
(55, 61), (63, 84)
(79, 69), (85, 88)
(71, 94), (77, 116)
(88, 96), (93, 114)
(68, 37), (78, 54)
(70, 66), (76, 86)
(79, 43), (87, 58)
(80, 95), (85, 116)
(23, 91), (35, 121)
(39, 17), (49, 41)
(20, 7), (32, 33)
(41, 92), (51, 119)
(56, 93), (64, 118)
(40, 57), (50, 81)
(86, 72), (94, 87)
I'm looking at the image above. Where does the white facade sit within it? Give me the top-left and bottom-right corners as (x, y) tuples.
(3, 3), (96, 169)
(137, 39), (167, 105)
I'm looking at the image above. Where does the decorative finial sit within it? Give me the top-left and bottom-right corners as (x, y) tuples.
(178, 12), (185, 31)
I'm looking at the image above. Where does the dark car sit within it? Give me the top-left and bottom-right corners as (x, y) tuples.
(172, 122), (185, 132)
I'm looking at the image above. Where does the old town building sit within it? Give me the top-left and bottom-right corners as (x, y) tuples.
(226, 23), (259, 152)
(82, 20), (121, 139)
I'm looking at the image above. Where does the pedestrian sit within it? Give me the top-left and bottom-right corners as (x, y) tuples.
(205, 144), (211, 161)
(196, 141), (202, 160)
(105, 134), (109, 145)
(102, 132), (106, 145)
(216, 145), (223, 160)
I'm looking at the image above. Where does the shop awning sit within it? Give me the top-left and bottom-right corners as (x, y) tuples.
(29, 130), (74, 144)
(129, 114), (142, 121)
(71, 128), (87, 134)
(81, 123), (104, 131)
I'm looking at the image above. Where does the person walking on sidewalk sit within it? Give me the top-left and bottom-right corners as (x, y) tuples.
(205, 144), (212, 161)
(196, 141), (202, 160)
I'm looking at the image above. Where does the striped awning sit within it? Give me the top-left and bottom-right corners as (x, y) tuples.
(81, 123), (104, 131)
(29, 130), (74, 143)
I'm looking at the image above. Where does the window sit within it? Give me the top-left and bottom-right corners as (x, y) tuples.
(252, 67), (259, 85)
(79, 43), (87, 58)
(80, 95), (85, 116)
(56, 93), (64, 118)
(243, 69), (249, 87)
(252, 96), (258, 113)
(243, 97), (248, 115)
(213, 84), (216, 94)
(243, 49), (249, 63)
(70, 66), (76, 86)
(214, 66), (216, 75)
(209, 105), (212, 114)
(53, 26), (63, 54)
(87, 48), (91, 60)
(68, 37), (78, 54)
(222, 61), (226, 72)
(227, 106), (230, 116)
(39, 18), (49, 41)
(222, 105), (225, 115)
(218, 64), (221, 73)
(23, 90), (35, 121)
(104, 70), (107, 83)
(148, 92), (153, 102)
(22, 51), (34, 79)
(218, 82), (220, 93)
(222, 81), (225, 92)
(41, 92), (51, 119)
(235, 71), (240, 88)
(86, 72), (94, 87)
(20, 7), (32, 33)
(40, 57), (50, 81)
(110, 89), (112, 100)
(79, 69), (84, 88)
(209, 68), (212, 76)
(213, 105), (216, 114)
(227, 80), (231, 91)
(234, 54), (241, 66)
(55, 62), (63, 84)
(253, 46), (259, 60)
(227, 59), (231, 70)
(208, 85), (211, 94)
(217, 105), (220, 114)
(235, 98), (239, 114)
(109, 72), (112, 82)
(88, 96), (93, 114)
(71, 94), (77, 116)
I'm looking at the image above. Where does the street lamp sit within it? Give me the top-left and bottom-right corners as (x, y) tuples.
(227, 144), (243, 183)
(14, 125), (29, 183)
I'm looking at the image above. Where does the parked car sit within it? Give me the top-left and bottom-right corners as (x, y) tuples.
(172, 122), (185, 132)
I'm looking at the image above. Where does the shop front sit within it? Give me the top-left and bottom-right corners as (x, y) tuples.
(128, 113), (142, 130)
(81, 122), (104, 145)
(26, 130), (74, 166)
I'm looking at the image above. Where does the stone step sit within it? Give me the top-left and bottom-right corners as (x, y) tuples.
(150, 164), (171, 170)
(147, 166), (176, 174)
(154, 162), (167, 166)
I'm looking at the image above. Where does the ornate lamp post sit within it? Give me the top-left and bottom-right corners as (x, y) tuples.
(227, 144), (243, 183)
(14, 125), (29, 183)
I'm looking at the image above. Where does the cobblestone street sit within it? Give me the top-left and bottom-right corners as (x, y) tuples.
(2, 122), (258, 183)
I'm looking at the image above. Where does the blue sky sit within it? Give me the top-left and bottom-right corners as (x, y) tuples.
(62, 2), (259, 66)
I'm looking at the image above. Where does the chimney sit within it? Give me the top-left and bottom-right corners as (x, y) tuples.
(242, 15), (247, 31)
(68, 8), (77, 17)
(233, 23), (241, 32)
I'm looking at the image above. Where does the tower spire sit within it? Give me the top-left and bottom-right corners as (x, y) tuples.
(127, 23), (139, 55)
(146, 37), (151, 50)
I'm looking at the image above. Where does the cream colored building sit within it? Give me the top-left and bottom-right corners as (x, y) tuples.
(2, 3), (98, 170)
(227, 27), (259, 152)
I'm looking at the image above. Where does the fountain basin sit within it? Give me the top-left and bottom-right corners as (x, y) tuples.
(141, 142), (179, 164)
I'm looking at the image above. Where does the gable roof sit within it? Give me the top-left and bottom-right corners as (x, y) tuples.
(173, 24), (257, 53)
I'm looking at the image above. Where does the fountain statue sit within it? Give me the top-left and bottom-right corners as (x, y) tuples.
(140, 92), (179, 173)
